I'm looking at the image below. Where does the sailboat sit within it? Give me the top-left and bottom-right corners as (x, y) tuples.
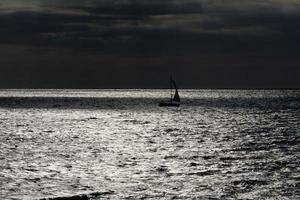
(159, 76), (180, 107)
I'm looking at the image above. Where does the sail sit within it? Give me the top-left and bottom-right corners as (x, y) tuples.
(172, 80), (180, 103)
(159, 76), (180, 107)
(173, 89), (180, 102)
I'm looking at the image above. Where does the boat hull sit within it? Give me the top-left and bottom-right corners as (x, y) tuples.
(159, 102), (180, 107)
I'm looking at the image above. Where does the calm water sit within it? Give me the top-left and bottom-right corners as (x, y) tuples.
(0, 89), (299, 200)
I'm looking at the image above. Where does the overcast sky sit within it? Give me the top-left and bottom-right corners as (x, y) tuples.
(0, 0), (299, 88)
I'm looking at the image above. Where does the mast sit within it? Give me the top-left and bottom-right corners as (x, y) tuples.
(170, 74), (173, 103)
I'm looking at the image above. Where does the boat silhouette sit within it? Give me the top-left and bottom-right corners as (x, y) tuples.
(159, 76), (180, 107)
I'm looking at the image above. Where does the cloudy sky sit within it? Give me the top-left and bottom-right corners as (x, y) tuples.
(0, 0), (299, 88)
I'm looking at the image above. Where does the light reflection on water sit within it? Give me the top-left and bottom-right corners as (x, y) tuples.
(0, 90), (299, 199)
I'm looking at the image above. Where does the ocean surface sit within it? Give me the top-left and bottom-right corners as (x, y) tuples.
(0, 89), (299, 200)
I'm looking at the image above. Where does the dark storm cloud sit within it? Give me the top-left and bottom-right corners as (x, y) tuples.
(0, 0), (299, 88)
(1, 0), (300, 53)
(0, 1), (204, 52)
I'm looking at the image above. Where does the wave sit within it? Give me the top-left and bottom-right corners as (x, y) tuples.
(39, 191), (114, 200)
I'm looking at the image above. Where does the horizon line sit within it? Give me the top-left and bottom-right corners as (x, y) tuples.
(0, 88), (299, 90)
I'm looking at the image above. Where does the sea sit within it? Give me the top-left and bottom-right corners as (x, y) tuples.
(0, 89), (299, 200)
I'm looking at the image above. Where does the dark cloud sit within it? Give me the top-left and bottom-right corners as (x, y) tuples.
(1, 0), (299, 51)
(0, 0), (299, 88)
